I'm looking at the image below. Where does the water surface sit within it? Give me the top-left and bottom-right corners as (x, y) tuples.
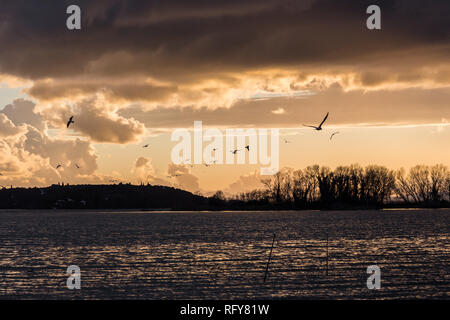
(0, 209), (448, 299)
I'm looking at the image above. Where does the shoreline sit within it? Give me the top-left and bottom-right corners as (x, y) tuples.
(0, 207), (449, 213)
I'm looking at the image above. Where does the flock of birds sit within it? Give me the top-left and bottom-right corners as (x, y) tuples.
(0, 112), (339, 183)
(52, 116), (82, 171)
(163, 111), (338, 177)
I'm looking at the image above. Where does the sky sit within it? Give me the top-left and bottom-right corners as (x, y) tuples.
(0, 0), (449, 195)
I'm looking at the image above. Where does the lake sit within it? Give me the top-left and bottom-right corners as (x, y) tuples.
(0, 209), (448, 299)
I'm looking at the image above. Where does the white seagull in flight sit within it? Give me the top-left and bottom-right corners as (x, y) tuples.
(330, 132), (340, 140)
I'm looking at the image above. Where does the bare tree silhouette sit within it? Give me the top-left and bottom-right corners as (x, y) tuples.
(395, 164), (450, 205)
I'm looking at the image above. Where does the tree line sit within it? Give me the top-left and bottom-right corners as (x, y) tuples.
(1, 164), (449, 210)
(233, 164), (450, 209)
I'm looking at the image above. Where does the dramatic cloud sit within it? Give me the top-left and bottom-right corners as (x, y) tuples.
(132, 159), (202, 191)
(1, 99), (45, 131)
(0, 114), (24, 137)
(72, 98), (146, 143)
(27, 78), (177, 103)
(0, 99), (115, 187)
(135, 156), (150, 168)
(134, 156), (155, 180)
(131, 156), (173, 187)
(0, 138), (58, 186)
(37, 96), (146, 143)
(1, 1), (450, 190)
(0, 0), (449, 113)
(167, 163), (200, 192)
(225, 170), (265, 195)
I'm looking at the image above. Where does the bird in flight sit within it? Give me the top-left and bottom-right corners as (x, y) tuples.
(330, 132), (340, 140)
(74, 163), (81, 169)
(56, 164), (63, 169)
(245, 145), (250, 151)
(66, 116), (74, 128)
(303, 112), (329, 131)
(230, 149), (239, 154)
(204, 160), (217, 167)
(142, 144), (150, 148)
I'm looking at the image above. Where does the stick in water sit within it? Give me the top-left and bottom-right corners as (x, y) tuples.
(264, 233), (276, 283)
(326, 233), (329, 276)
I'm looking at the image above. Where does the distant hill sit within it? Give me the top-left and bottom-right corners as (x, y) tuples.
(0, 184), (215, 210)
(2, 178), (447, 211)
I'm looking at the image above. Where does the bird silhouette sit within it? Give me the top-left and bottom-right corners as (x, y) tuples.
(303, 112), (329, 131)
(56, 164), (62, 169)
(66, 116), (74, 128)
(245, 145), (250, 151)
(230, 149), (239, 154)
(205, 161), (217, 167)
(142, 144), (150, 148)
(74, 163), (81, 169)
(330, 132), (340, 140)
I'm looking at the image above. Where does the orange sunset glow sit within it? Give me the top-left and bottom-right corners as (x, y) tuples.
(0, 1), (449, 195)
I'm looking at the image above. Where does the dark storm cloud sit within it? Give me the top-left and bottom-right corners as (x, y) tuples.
(0, 0), (449, 81)
(27, 79), (177, 102)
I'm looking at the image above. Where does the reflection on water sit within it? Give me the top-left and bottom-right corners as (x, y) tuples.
(0, 209), (448, 299)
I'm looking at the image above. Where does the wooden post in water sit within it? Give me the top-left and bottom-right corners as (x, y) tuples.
(326, 233), (329, 276)
(263, 234), (276, 283)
